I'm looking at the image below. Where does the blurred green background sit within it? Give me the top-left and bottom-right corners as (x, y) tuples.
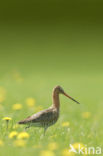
(0, 0), (103, 155)
(0, 0), (103, 102)
(0, 0), (103, 73)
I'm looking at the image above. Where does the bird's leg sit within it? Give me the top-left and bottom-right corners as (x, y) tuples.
(44, 127), (48, 136)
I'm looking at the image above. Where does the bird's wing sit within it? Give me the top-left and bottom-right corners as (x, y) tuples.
(18, 108), (55, 124)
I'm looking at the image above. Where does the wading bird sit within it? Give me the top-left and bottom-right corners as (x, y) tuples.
(18, 86), (80, 135)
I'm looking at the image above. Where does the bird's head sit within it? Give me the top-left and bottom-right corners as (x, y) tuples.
(53, 85), (80, 104)
(54, 85), (65, 94)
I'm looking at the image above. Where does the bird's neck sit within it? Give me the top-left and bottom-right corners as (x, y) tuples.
(52, 91), (60, 110)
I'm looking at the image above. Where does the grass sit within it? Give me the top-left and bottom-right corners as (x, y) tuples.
(0, 21), (103, 155)
(0, 67), (103, 156)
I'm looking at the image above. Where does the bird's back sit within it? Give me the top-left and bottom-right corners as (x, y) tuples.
(18, 107), (59, 127)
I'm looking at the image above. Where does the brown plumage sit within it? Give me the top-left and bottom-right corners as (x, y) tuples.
(18, 85), (80, 135)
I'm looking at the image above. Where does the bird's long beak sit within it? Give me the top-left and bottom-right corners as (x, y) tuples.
(63, 92), (80, 104)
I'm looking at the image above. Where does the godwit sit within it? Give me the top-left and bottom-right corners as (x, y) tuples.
(18, 86), (80, 135)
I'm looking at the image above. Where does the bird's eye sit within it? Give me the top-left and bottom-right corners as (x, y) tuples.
(60, 88), (64, 93)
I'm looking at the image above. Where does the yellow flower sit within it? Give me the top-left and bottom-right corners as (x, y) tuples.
(48, 142), (58, 151)
(70, 142), (86, 154)
(82, 112), (91, 119)
(0, 140), (4, 146)
(17, 132), (29, 139)
(2, 117), (12, 121)
(72, 142), (85, 149)
(26, 98), (35, 107)
(62, 122), (70, 127)
(62, 149), (74, 156)
(12, 103), (22, 110)
(14, 139), (26, 147)
(40, 150), (55, 156)
(8, 131), (18, 139)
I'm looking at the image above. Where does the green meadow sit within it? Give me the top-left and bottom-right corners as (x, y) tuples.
(0, 1), (103, 156)
(0, 29), (103, 155)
